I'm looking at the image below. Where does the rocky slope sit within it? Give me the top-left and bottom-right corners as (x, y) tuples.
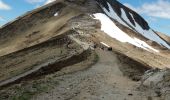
(0, 0), (170, 100)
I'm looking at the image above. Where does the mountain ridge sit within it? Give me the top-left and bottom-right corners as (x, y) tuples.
(1, 0), (170, 99)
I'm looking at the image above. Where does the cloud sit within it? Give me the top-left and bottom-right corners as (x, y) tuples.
(124, 0), (170, 19)
(26, 0), (55, 4)
(26, 0), (45, 4)
(0, 16), (5, 21)
(0, 0), (11, 10)
(44, 0), (55, 4)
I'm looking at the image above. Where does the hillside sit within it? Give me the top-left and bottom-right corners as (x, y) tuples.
(157, 31), (170, 44)
(0, 0), (170, 100)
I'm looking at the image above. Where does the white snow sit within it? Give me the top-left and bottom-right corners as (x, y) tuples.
(102, 2), (130, 28)
(121, 8), (135, 27)
(100, 2), (170, 49)
(45, 0), (55, 4)
(54, 12), (59, 16)
(100, 42), (111, 48)
(130, 13), (170, 49)
(93, 13), (159, 52)
(133, 38), (159, 52)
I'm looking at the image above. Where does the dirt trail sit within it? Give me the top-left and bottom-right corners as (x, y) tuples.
(33, 49), (159, 100)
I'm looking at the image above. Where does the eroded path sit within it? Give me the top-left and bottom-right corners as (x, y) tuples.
(33, 49), (159, 100)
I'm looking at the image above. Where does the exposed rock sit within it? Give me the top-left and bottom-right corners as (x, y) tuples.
(141, 68), (170, 98)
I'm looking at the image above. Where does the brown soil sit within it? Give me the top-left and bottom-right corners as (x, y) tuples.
(0, 0), (170, 100)
(31, 49), (161, 100)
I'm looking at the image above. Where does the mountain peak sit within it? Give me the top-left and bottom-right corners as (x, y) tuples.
(95, 0), (170, 49)
(1, 1), (170, 99)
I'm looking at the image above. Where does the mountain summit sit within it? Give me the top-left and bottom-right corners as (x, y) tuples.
(1, 0), (170, 99)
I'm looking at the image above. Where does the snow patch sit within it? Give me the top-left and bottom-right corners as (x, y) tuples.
(45, 0), (55, 4)
(121, 8), (134, 27)
(54, 12), (59, 16)
(93, 13), (159, 53)
(130, 13), (170, 49)
(100, 42), (111, 48)
(133, 38), (159, 52)
(102, 2), (130, 29)
(100, 1), (170, 49)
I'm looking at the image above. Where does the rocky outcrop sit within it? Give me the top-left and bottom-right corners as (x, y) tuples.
(141, 68), (170, 98)
(95, 0), (150, 30)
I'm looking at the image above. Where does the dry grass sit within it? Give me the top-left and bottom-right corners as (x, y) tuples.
(93, 29), (170, 69)
(0, 1), (81, 57)
(0, 49), (97, 100)
(0, 39), (68, 82)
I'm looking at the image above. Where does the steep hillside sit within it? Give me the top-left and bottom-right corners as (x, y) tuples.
(96, 0), (170, 49)
(157, 31), (170, 44)
(1, 0), (170, 100)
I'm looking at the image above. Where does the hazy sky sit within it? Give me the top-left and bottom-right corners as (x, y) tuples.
(0, 0), (170, 35)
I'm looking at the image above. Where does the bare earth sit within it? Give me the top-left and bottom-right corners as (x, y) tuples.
(1, 0), (170, 100)
(33, 49), (160, 100)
